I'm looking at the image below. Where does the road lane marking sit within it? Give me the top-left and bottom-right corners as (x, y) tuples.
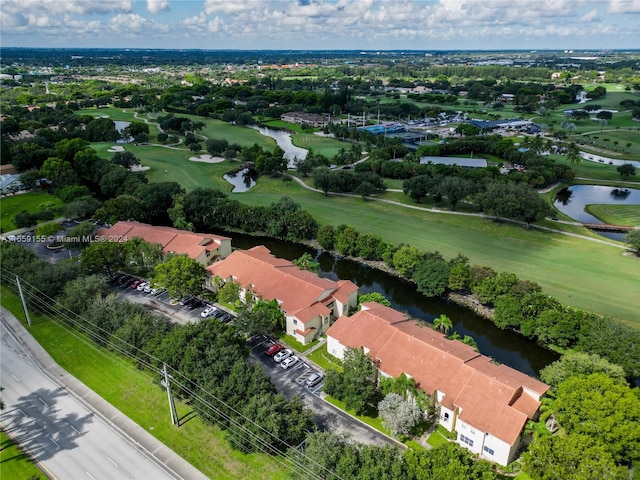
(86, 472), (96, 480)
(49, 437), (60, 448)
(106, 456), (119, 467)
(17, 408), (27, 417)
(38, 397), (48, 407)
(11, 374), (20, 382)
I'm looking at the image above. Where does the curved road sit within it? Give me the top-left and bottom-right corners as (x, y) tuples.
(0, 310), (207, 480)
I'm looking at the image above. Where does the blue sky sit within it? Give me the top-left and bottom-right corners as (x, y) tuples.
(1, 0), (639, 51)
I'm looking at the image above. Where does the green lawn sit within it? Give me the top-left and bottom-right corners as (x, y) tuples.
(1, 292), (289, 480)
(324, 395), (389, 435)
(0, 431), (46, 480)
(261, 119), (308, 133)
(0, 191), (64, 233)
(585, 204), (640, 226)
(550, 154), (639, 184)
(290, 133), (353, 158)
(306, 344), (343, 372)
(240, 177), (640, 325)
(426, 429), (450, 448)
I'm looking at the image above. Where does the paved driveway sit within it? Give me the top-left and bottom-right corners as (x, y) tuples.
(247, 336), (400, 448)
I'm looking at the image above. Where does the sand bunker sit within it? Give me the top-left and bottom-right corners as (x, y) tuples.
(130, 165), (150, 172)
(189, 154), (224, 163)
(107, 146), (125, 153)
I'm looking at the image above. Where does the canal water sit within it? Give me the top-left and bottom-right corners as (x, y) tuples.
(221, 231), (559, 377)
(251, 125), (308, 167)
(223, 168), (257, 192)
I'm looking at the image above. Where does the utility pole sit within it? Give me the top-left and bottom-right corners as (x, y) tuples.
(161, 363), (178, 425)
(15, 275), (31, 327)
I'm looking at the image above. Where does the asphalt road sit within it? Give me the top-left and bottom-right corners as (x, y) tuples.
(0, 319), (179, 480)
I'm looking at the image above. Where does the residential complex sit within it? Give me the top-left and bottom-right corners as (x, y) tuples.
(326, 302), (550, 466)
(95, 221), (232, 265)
(207, 245), (358, 345)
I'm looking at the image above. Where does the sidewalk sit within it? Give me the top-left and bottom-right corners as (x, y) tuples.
(0, 307), (208, 480)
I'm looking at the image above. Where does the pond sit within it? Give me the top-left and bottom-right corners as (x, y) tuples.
(113, 120), (132, 143)
(554, 184), (640, 240)
(251, 125), (308, 167)
(222, 231), (559, 377)
(223, 168), (257, 192)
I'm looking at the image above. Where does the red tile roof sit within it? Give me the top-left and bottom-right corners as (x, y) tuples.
(327, 302), (549, 445)
(207, 246), (357, 324)
(95, 221), (230, 261)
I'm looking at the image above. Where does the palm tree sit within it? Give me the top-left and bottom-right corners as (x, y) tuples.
(432, 314), (453, 335)
(565, 142), (581, 165)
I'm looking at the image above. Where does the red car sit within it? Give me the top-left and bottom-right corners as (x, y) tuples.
(265, 343), (284, 357)
(130, 280), (143, 289)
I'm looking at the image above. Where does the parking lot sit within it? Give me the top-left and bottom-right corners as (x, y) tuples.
(247, 336), (398, 448)
(107, 273), (235, 326)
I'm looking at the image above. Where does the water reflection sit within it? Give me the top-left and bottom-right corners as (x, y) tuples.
(223, 168), (257, 192)
(223, 231), (559, 376)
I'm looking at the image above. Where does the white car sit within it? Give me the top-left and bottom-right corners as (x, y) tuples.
(143, 283), (153, 293)
(281, 356), (299, 370)
(201, 306), (217, 318)
(136, 282), (148, 291)
(273, 348), (293, 363)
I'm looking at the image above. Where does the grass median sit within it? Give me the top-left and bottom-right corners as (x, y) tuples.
(1, 291), (288, 480)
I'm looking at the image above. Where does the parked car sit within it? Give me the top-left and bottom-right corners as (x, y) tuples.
(151, 287), (166, 296)
(143, 283), (153, 293)
(273, 349), (293, 363)
(265, 343), (284, 357)
(281, 356), (299, 370)
(219, 312), (233, 323)
(201, 306), (217, 318)
(305, 373), (324, 387)
(136, 281), (148, 292)
(187, 299), (204, 310)
(179, 295), (194, 306)
(130, 280), (143, 289)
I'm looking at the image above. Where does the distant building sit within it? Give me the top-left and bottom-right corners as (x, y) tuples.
(420, 156), (487, 168)
(280, 112), (331, 128)
(95, 221), (232, 265)
(207, 246), (358, 344)
(326, 302), (549, 466)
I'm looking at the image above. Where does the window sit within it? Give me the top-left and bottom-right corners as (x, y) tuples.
(443, 412), (449, 421)
(293, 319), (298, 325)
(460, 434), (474, 447)
(483, 446), (494, 456)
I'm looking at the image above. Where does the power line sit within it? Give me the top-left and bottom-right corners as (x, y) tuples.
(1, 270), (344, 480)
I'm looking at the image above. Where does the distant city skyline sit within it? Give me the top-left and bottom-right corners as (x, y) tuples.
(1, 0), (639, 51)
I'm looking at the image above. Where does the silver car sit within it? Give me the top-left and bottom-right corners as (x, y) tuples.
(273, 348), (293, 363)
(281, 356), (299, 370)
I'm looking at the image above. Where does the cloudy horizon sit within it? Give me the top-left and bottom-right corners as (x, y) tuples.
(1, 0), (639, 51)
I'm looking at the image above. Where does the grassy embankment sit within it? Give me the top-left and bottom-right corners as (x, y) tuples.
(0, 291), (289, 480)
(0, 191), (64, 234)
(0, 431), (46, 480)
(584, 204), (640, 226)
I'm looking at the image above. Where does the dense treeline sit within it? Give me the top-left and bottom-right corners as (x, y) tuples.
(183, 188), (317, 242)
(0, 241), (314, 454)
(293, 432), (497, 480)
(315, 224), (640, 379)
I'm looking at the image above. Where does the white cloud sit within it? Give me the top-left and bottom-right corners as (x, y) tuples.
(607, 0), (640, 13)
(204, 0), (257, 15)
(580, 8), (599, 22)
(147, 0), (169, 15)
(2, 0), (133, 16)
